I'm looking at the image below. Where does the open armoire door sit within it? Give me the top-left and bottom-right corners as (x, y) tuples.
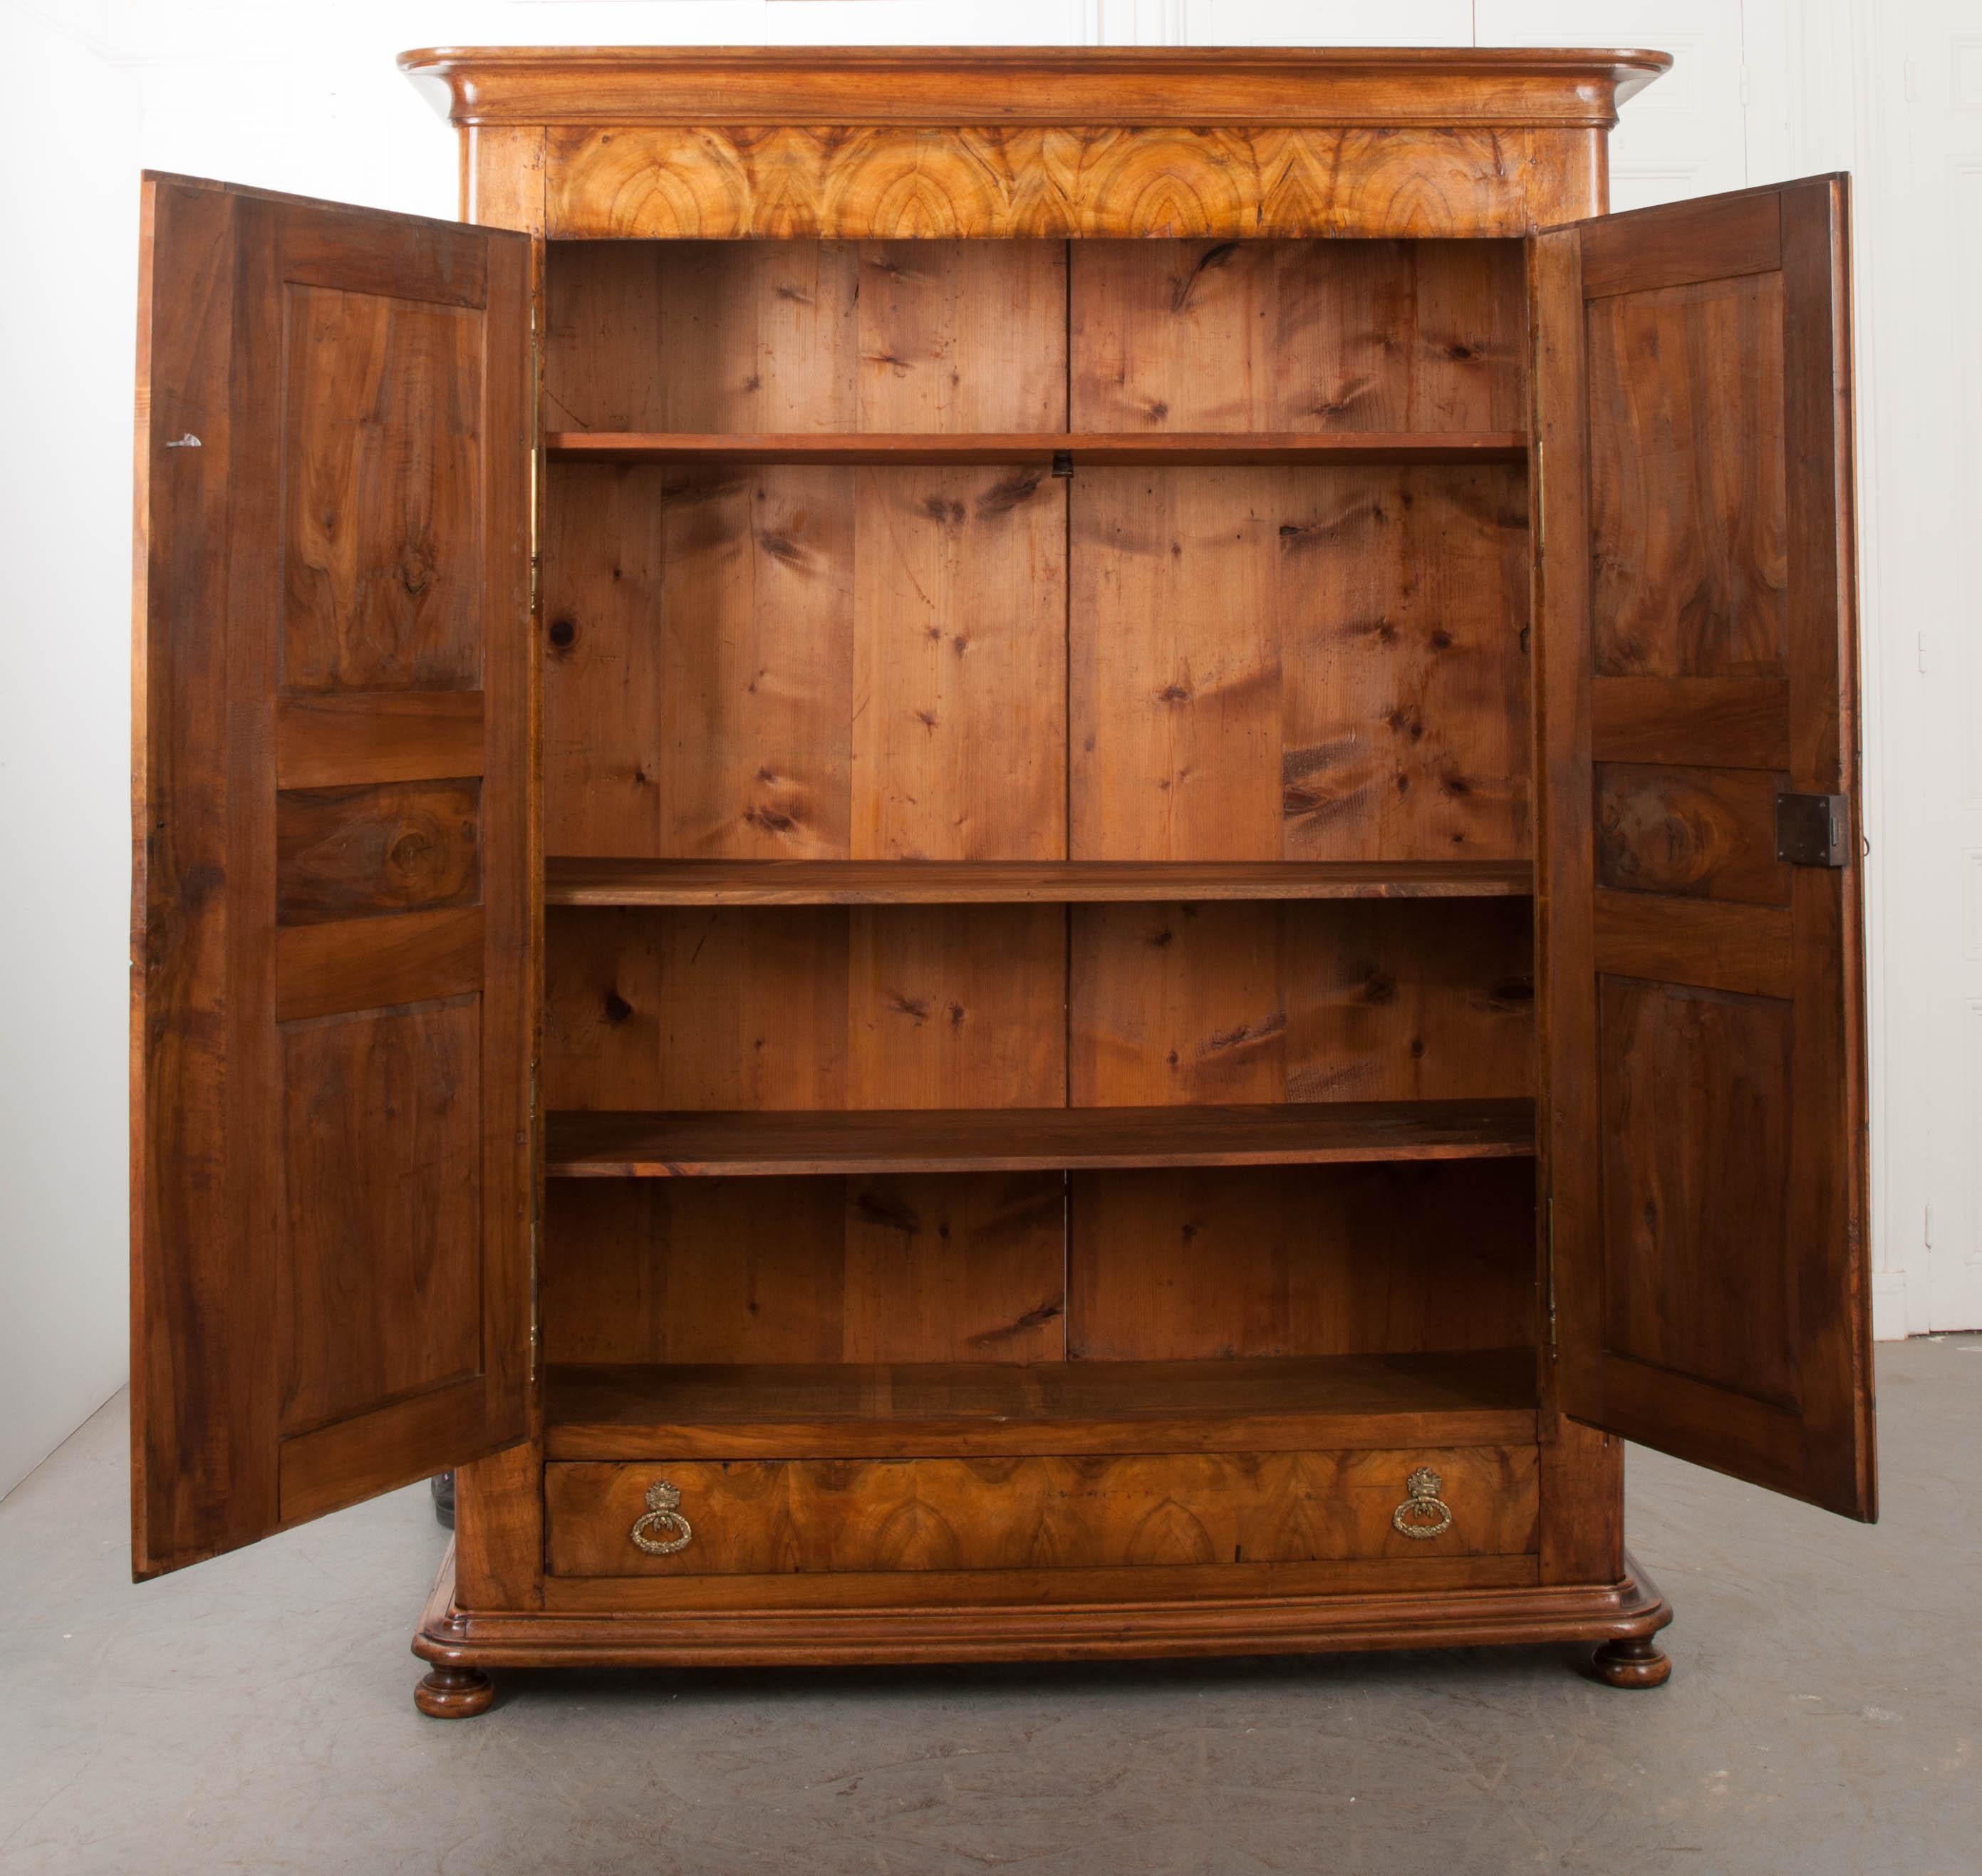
(130, 175), (534, 1577)
(1533, 175), (1875, 1520)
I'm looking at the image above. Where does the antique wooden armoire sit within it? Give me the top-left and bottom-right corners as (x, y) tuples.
(129, 47), (1875, 1716)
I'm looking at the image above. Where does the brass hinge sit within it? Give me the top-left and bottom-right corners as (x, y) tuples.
(1775, 791), (1850, 868)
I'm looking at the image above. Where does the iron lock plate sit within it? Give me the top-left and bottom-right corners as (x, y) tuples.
(1775, 791), (1850, 868)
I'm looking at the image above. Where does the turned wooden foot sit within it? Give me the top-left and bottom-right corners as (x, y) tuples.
(415, 1664), (494, 1718)
(1591, 1634), (1672, 1689)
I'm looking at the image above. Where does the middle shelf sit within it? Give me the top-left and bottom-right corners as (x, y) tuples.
(545, 1099), (1535, 1178)
(544, 430), (1530, 466)
(545, 858), (1535, 906)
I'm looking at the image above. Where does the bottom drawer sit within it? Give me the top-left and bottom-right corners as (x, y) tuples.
(545, 1448), (1538, 1577)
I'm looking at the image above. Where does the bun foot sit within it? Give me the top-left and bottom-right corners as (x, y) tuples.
(1591, 1635), (1671, 1689)
(415, 1664), (494, 1718)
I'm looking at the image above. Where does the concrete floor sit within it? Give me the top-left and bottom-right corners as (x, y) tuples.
(1, 1340), (1976, 1876)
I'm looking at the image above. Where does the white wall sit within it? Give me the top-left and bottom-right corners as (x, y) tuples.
(0, 0), (1958, 1496)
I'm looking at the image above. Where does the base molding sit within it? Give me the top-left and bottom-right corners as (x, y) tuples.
(412, 1540), (1670, 1677)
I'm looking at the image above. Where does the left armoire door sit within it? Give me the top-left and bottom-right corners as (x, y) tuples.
(131, 174), (535, 1578)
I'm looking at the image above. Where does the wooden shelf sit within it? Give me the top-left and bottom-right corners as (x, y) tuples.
(545, 430), (1529, 467)
(545, 857), (1535, 907)
(544, 1099), (1535, 1178)
(544, 1350), (1539, 1460)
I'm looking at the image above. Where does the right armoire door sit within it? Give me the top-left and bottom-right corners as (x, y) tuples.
(1532, 175), (1876, 1521)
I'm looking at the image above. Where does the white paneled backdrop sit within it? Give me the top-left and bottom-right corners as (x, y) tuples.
(0, 0), (1967, 1498)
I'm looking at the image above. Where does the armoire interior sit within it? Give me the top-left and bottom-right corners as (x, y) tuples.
(531, 231), (1543, 1466)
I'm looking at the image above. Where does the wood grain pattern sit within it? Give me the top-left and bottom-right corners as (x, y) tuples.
(1071, 898), (1534, 1107)
(277, 998), (484, 1436)
(1587, 272), (1788, 678)
(275, 779), (481, 924)
(544, 859), (1535, 905)
(1069, 466), (1530, 863)
(544, 1446), (1540, 1576)
(274, 690), (484, 789)
(280, 286), (484, 693)
(545, 240), (1066, 435)
(130, 176), (531, 1577)
(1598, 978), (1797, 1410)
(541, 1175), (1066, 1365)
(1072, 239), (1526, 435)
(536, 126), (1609, 242)
(543, 462), (1064, 860)
(1068, 1161), (1535, 1359)
(1594, 763), (1788, 904)
(543, 905), (1065, 1111)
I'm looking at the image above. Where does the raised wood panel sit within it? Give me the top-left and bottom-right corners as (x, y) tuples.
(545, 239), (1066, 435)
(1071, 898), (1533, 1106)
(1597, 978), (1798, 1411)
(273, 904), (485, 1025)
(541, 1175), (1066, 1366)
(1592, 890), (1792, 1000)
(539, 126), (1606, 241)
(1069, 466), (1529, 863)
(1590, 675), (1789, 769)
(543, 462), (1064, 860)
(279, 286), (484, 695)
(544, 904), (1065, 1111)
(277, 997), (484, 1436)
(1067, 1161), (1535, 1360)
(275, 779), (481, 924)
(1594, 762), (1789, 905)
(544, 1446), (1539, 1577)
(1587, 272), (1788, 679)
(274, 690), (484, 789)
(1071, 239), (1525, 435)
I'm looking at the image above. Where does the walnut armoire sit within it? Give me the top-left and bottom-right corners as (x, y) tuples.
(129, 47), (1875, 1717)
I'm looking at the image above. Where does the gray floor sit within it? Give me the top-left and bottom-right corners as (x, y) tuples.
(1, 1342), (1976, 1876)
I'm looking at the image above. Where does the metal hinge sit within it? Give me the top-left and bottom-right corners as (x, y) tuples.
(1775, 791), (1851, 868)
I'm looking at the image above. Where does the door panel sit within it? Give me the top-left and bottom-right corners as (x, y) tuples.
(1533, 177), (1874, 1518)
(131, 174), (534, 1576)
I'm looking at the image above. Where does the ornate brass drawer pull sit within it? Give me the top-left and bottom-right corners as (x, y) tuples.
(1391, 1466), (1453, 1540)
(629, 1480), (693, 1555)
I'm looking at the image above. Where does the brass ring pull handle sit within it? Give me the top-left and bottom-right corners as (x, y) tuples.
(1391, 1466), (1453, 1540)
(629, 1480), (693, 1555)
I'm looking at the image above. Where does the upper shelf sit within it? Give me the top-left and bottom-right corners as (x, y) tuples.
(546, 858), (1535, 907)
(544, 432), (1530, 467)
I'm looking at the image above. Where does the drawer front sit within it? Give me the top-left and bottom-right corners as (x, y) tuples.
(546, 1447), (1537, 1577)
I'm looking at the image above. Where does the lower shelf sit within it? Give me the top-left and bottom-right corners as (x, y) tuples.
(544, 1349), (1537, 1459)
